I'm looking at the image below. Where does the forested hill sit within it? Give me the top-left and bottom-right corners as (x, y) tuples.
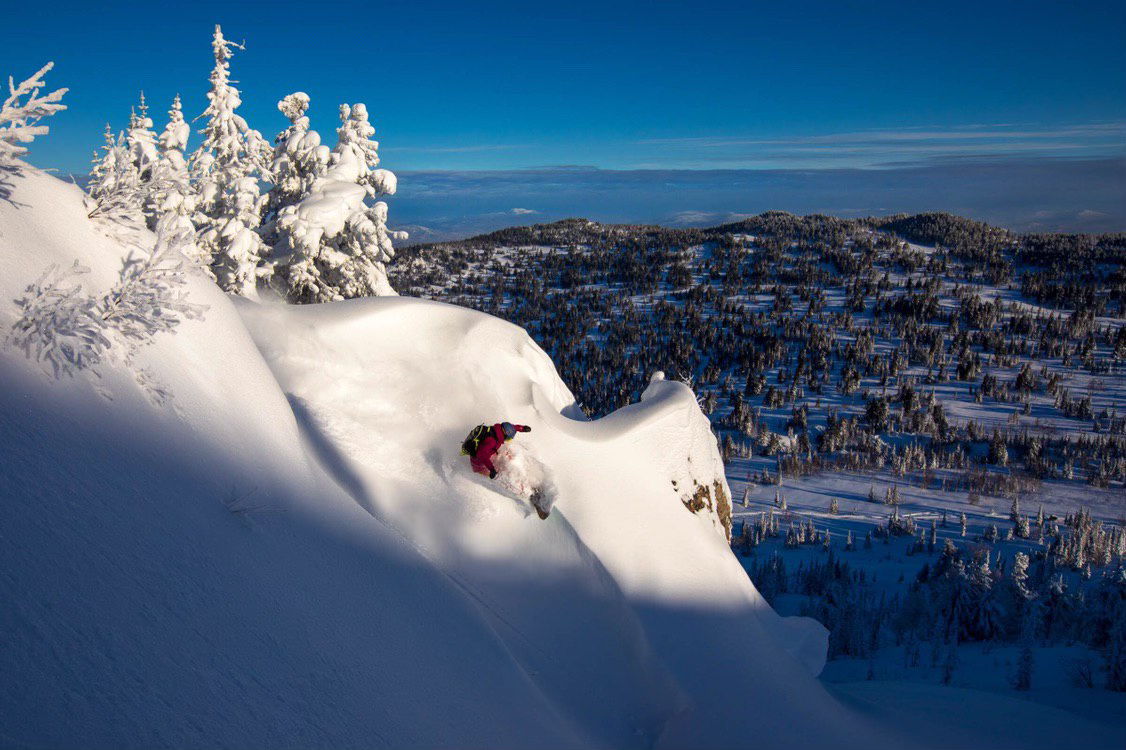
(390, 208), (1126, 690)
(403, 212), (1126, 280)
(391, 209), (1125, 489)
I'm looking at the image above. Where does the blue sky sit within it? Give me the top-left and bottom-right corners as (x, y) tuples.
(2, 0), (1124, 232)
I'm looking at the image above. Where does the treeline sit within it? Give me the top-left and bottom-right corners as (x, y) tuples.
(738, 508), (1126, 690)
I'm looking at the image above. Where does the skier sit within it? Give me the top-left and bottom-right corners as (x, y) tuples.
(461, 421), (549, 519)
(463, 421), (532, 479)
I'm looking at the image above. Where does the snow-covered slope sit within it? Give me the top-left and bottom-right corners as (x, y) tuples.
(0, 167), (896, 748)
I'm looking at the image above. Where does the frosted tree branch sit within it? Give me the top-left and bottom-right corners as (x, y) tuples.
(7, 261), (112, 378)
(0, 62), (68, 165)
(5, 226), (208, 403)
(101, 227), (208, 345)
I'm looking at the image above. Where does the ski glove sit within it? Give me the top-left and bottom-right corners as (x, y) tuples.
(519, 426), (531, 433)
(489, 468), (497, 479)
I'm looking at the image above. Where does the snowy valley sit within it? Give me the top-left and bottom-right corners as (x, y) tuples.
(392, 215), (1126, 744)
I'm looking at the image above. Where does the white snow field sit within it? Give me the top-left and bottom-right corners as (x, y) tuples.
(1, 167), (1121, 749)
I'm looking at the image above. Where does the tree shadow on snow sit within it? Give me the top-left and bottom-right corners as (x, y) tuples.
(0, 164), (29, 207)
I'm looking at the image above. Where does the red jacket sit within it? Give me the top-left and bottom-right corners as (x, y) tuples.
(471, 423), (530, 476)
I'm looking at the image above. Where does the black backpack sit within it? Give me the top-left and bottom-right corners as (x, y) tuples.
(460, 424), (491, 456)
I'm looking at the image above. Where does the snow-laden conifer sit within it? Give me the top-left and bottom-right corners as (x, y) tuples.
(149, 96), (203, 265)
(126, 92), (159, 180)
(191, 25), (270, 296)
(87, 125), (118, 198)
(199, 173), (270, 296)
(86, 128), (145, 227)
(264, 92), (328, 230)
(272, 102), (406, 302)
(159, 96), (190, 165)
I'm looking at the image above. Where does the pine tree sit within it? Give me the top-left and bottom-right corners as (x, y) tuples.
(126, 92), (159, 182)
(86, 128), (144, 226)
(1012, 550), (1030, 582)
(272, 101), (405, 301)
(191, 25), (271, 296)
(87, 125), (121, 200)
(148, 95), (201, 262)
(965, 554), (1002, 640)
(1015, 515), (1031, 539)
(865, 395), (890, 431)
(989, 430), (1009, 467)
(960, 512), (968, 537)
(263, 92), (329, 236)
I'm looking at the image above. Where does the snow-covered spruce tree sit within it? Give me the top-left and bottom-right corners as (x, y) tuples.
(85, 128), (145, 227)
(86, 125), (118, 196)
(157, 96), (192, 188)
(144, 96), (187, 226)
(148, 95), (204, 265)
(201, 171), (270, 295)
(190, 25), (271, 296)
(272, 102), (406, 303)
(263, 92), (329, 237)
(126, 92), (159, 182)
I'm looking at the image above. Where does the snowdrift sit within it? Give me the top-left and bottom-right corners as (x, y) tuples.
(0, 167), (896, 748)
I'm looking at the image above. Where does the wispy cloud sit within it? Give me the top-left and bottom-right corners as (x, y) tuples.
(636, 123), (1126, 169)
(642, 123), (1125, 147)
(386, 143), (530, 154)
